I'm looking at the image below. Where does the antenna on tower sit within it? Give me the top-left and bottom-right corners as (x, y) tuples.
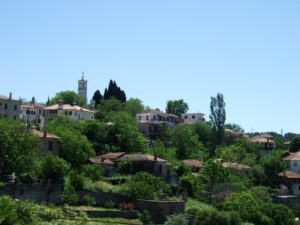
(81, 72), (85, 80)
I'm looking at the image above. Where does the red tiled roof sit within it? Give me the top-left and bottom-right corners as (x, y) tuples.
(250, 136), (275, 144)
(100, 152), (126, 161)
(279, 171), (300, 179)
(30, 129), (60, 139)
(116, 154), (166, 162)
(183, 160), (203, 168)
(89, 157), (115, 165)
(284, 152), (300, 161)
(44, 104), (94, 113)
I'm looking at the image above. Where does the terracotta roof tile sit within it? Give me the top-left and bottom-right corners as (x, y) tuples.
(116, 154), (166, 162)
(100, 152), (126, 161)
(279, 171), (300, 179)
(284, 152), (300, 161)
(183, 160), (203, 168)
(89, 157), (115, 165)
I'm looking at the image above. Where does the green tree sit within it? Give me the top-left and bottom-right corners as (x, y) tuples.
(49, 90), (86, 106)
(105, 111), (146, 153)
(164, 214), (188, 225)
(47, 118), (95, 168)
(92, 90), (103, 108)
(171, 124), (205, 160)
(38, 154), (70, 180)
(225, 123), (244, 133)
(200, 159), (229, 202)
(121, 172), (171, 200)
(210, 93), (226, 148)
(193, 122), (213, 147)
(0, 119), (40, 176)
(166, 99), (189, 117)
(290, 136), (300, 152)
(126, 98), (145, 117)
(95, 98), (126, 120)
(103, 80), (126, 102)
(81, 120), (108, 154)
(30, 97), (36, 104)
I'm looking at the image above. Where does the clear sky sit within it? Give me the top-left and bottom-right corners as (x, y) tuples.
(1, 1), (300, 134)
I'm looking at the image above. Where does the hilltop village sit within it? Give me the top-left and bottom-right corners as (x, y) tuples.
(1, 76), (300, 225)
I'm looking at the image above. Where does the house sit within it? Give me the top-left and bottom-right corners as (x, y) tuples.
(181, 113), (205, 124)
(250, 134), (276, 156)
(20, 104), (44, 125)
(279, 151), (300, 195)
(183, 159), (203, 173)
(30, 129), (60, 156)
(0, 93), (20, 120)
(116, 153), (170, 179)
(136, 109), (178, 138)
(40, 100), (95, 128)
(89, 157), (116, 176)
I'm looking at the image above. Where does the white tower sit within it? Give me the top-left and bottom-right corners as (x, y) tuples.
(78, 72), (88, 103)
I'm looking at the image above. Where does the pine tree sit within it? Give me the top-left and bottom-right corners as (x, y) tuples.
(103, 80), (126, 102)
(92, 90), (103, 108)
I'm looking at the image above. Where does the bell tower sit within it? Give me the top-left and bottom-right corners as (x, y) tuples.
(78, 72), (88, 103)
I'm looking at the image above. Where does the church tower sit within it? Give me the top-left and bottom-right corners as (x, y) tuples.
(78, 72), (88, 103)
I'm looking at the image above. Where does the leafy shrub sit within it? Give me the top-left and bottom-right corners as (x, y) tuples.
(81, 164), (102, 181)
(164, 214), (188, 225)
(138, 210), (152, 224)
(61, 182), (79, 205)
(104, 200), (116, 209)
(120, 172), (171, 200)
(83, 194), (96, 206)
(117, 159), (134, 174)
(195, 207), (241, 225)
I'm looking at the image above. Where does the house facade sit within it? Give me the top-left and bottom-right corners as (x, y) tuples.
(136, 110), (178, 138)
(30, 129), (60, 156)
(250, 134), (276, 156)
(0, 93), (20, 120)
(279, 151), (300, 195)
(20, 104), (44, 125)
(181, 113), (205, 124)
(40, 100), (95, 128)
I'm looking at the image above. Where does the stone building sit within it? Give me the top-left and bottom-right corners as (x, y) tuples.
(0, 93), (20, 120)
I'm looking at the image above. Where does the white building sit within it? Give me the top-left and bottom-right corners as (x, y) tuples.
(279, 151), (300, 195)
(0, 93), (20, 120)
(20, 104), (44, 125)
(40, 100), (95, 129)
(181, 113), (205, 124)
(136, 109), (178, 137)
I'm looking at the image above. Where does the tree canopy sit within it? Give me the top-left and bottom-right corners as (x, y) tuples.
(166, 99), (189, 117)
(49, 91), (86, 107)
(103, 80), (126, 102)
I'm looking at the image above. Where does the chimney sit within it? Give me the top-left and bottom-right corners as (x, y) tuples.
(58, 100), (64, 109)
(43, 130), (47, 138)
(9, 92), (12, 100)
(101, 157), (105, 162)
(154, 152), (158, 161)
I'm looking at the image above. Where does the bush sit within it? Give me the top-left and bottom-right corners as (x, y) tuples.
(83, 194), (96, 206)
(38, 154), (70, 180)
(81, 164), (102, 181)
(120, 172), (171, 200)
(117, 159), (134, 174)
(164, 214), (188, 225)
(104, 200), (116, 209)
(195, 207), (241, 225)
(68, 171), (87, 191)
(61, 182), (79, 205)
(138, 210), (152, 224)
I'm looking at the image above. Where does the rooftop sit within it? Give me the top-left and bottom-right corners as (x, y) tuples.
(284, 151), (300, 161)
(100, 152), (126, 161)
(30, 129), (60, 139)
(44, 104), (94, 113)
(222, 162), (251, 171)
(89, 157), (115, 165)
(183, 159), (203, 168)
(116, 153), (166, 162)
(279, 171), (300, 179)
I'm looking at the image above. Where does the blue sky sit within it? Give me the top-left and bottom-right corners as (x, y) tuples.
(1, 1), (300, 133)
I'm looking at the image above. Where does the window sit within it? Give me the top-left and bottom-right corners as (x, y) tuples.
(192, 115), (196, 119)
(152, 116), (156, 120)
(48, 142), (53, 151)
(14, 105), (17, 111)
(0, 102), (2, 106)
(139, 116), (142, 120)
(69, 111), (72, 115)
(20, 110), (22, 114)
(4, 104), (7, 110)
(294, 161), (298, 167)
(65, 111), (68, 115)
(185, 115), (188, 119)
(146, 115), (149, 120)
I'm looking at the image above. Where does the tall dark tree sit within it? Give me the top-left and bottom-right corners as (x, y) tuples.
(166, 99), (189, 117)
(103, 80), (126, 102)
(92, 90), (103, 108)
(30, 97), (36, 104)
(46, 97), (50, 106)
(210, 93), (226, 148)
